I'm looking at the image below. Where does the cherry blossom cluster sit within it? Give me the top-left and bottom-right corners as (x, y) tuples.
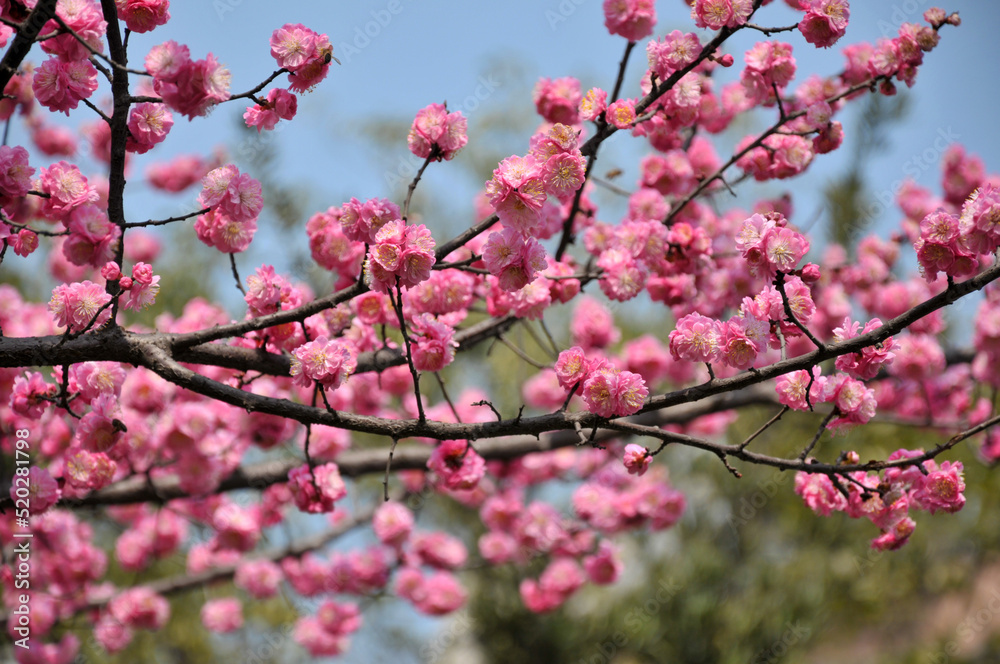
(146, 40), (231, 119)
(194, 164), (264, 253)
(555, 346), (649, 418)
(796, 450), (965, 550)
(269, 23), (334, 92)
(407, 103), (468, 161)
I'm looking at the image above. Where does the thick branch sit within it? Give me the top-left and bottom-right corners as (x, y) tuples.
(0, 0), (57, 91)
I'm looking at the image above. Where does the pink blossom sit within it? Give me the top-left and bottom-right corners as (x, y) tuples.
(579, 87), (608, 121)
(408, 102), (468, 161)
(413, 531), (468, 569)
(339, 197), (401, 244)
(373, 501), (414, 548)
(640, 151), (695, 196)
(10, 229), (38, 257)
(289, 336), (357, 389)
(692, 0), (753, 30)
(623, 444), (651, 476)
(718, 315), (767, 370)
(798, 0), (850, 48)
(32, 57), (99, 115)
(541, 151), (586, 202)
(597, 247), (648, 301)
(912, 460), (965, 514)
(415, 571), (467, 616)
(603, 0), (656, 41)
(146, 153), (214, 192)
(109, 587), (169, 630)
(307, 206), (365, 279)
(219, 171), (264, 223)
(115, 0), (171, 33)
(151, 46), (231, 119)
(765, 226), (811, 274)
(583, 540), (623, 584)
(479, 531), (518, 564)
(288, 462), (347, 514)
(775, 368), (822, 411)
(316, 600), (362, 636)
(485, 155), (547, 233)
(410, 313), (458, 372)
(647, 31), (701, 80)
(814, 373), (878, 430)
(794, 472), (847, 516)
(533, 77), (582, 125)
(10, 371), (59, 420)
(201, 598), (243, 633)
(428, 439), (486, 490)
(234, 559), (283, 599)
(554, 346), (589, 391)
(481, 227), (548, 292)
(520, 578), (562, 613)
(10, 466), (61, 515)
(49, 281), (112, 332)
(269, 23), (334, 92)
(120, 263), (159, 311)
(63, 205), (120, 268)
(193, 208), (257, 253)
(833, 317), (895, 380)
(365, 220), (436, 292)
(293, 617), (348, 656)
(742, 40), (797, 94)
(0, 145), (34, 198)
(244, 87), (298, 132)
(95, 615), (133, 653)
(606, 98), (637, 129)
(126, 102), (174, 154)
(40, 0), (107, 61)
(571, 296), (620, 350)
(669, 313), (722, 364)
(582, 368), (648, 418)
(37, 161), (100, 221)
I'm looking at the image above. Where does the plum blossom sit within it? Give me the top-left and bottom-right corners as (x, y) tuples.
(244, 88), (298, 132)
(428, 439), (486, 490)
(407, 102), (468, 161)
(115, 0), (171, 33)
(288, 462), (347, 513)
(365, 219), (436, 292)
(289, 336), (357, 389)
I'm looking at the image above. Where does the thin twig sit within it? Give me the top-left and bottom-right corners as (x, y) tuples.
(799, 409), (838, 461)
(229, 253), (246, 295)
(739, 405), (789, 451)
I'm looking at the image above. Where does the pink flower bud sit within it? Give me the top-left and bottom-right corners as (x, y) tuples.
(101, 262), (122, 281)
(800, 263), (821, 284)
